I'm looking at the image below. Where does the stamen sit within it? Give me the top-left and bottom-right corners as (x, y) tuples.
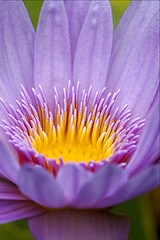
(1, 82), (145, 175)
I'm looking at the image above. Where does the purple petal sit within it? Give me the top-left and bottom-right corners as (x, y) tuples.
(0, 173), (7, 179)
(34, 0), (71, 108)
(73, 0), (113, 91)
(106, 1), (159, 118)
(0, 200), (45, 224)
(64, 1), (91, 67)
(72, 164), (127, 208)
(28, 209), (130, 240)
(126, 101), (159, 176)
(18, 165), (66, 208)
(0, 141), (20, 184)
(0, 1), (35, 105)
(57, 163), (92, 204)
(148, 84), (159, 111)
(100, 164), (160, 208)
(0, 181), (27, 200)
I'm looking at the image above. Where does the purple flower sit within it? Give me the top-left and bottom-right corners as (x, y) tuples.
(0, 0), (159, 239)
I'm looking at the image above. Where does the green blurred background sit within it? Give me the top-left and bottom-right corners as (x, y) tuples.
(0, 1), (159, 239)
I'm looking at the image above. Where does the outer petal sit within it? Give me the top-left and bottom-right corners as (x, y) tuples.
(148, 84), (159, 111)
(106, 1), (159, 118)
(57, 163), (92, 204)
(0, 180), (27, 200)
(18, 165), (66, 208)
(64, 1), (91, 67)
(34, 0), (71, 109)
(99, 164), (160, 208)
(0, 1), (35, 105)
(126, 101), (159, 176)
(73, 0), (113, 91)
(0, 141), (20, 184)
(72, 165), (127, 208)
(0, 200), (45, 224)
(28, 210), (130, 240)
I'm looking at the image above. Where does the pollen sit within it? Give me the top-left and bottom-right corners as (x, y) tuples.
(1, 81), (145, 174)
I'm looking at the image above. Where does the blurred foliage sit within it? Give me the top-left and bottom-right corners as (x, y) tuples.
(24, 0), (43, 29)
(0, 1), (159, 240)
(112, 188), (159, 240)
(23, 0), (131, 29)
(110, 0), (131, 28)
(0, 219), (33, 240)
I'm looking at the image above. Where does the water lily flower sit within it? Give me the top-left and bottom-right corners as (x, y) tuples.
(0, 0), (159, 239)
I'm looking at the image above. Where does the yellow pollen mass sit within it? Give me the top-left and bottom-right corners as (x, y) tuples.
(1, 83), (144, 172)
(32, 103), (116, 164)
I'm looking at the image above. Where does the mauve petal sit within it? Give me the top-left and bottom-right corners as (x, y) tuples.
(0, 141), (20, 184)
(0, 1), (35, 105)
(28, 209), (130, 240)
(64, 1), (91, 67)
(148, 84), (159, 111)
(34, 0), (71, 109)
(145, 135), (159, 165)
(73, 0), (113, 91)
(72, 164), (127, 208)
(18, 165), (66, 208)
(0, 200), (45, 224)
(126, 101), (159, 176)
(100, 164), (160, 208)
(57, 163), (92, 204)
(0, 180), (27, 200)
(106, 1), (159, 118)
(0, 173), (6, 179)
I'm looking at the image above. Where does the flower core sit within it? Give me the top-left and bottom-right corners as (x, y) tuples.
(1, 82), (145, 173)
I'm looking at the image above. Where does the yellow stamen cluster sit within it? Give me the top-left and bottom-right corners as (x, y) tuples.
(1, 83), (143, 172)
(31, 87), (118, 164)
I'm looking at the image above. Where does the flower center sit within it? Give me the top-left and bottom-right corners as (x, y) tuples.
(1, 82), (145, 174)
